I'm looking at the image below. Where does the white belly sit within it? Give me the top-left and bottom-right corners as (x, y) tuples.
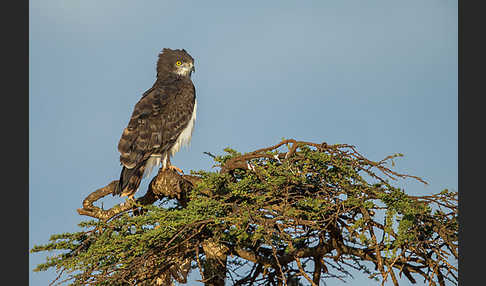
(168, 100), (197, 158)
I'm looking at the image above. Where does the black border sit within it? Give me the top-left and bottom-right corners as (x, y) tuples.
(459, 0), (482, 285)
(3, 0), (29, 285)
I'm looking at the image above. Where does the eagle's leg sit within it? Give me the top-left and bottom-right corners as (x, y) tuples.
(164, 156), (184, 174)
(168, 165), (184, 173)
(120, 192), (135, 201)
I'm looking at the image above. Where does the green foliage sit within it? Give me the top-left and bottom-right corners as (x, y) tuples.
(31, 141), (458, 285)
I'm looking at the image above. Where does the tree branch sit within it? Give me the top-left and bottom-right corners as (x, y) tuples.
(77, 169), (200, 221)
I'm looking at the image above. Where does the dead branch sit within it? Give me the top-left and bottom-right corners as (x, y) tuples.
(77, 168), (201, 221)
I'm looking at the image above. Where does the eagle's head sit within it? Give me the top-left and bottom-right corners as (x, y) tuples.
(157, 48), (195, 78)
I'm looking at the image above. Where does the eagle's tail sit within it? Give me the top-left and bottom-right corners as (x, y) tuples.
(113, 164), (146, 197)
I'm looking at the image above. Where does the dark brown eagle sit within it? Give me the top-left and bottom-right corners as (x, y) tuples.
(113, 48), (196, 198)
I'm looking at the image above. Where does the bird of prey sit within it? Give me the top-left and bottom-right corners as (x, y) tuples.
(113, 48), (196, 198)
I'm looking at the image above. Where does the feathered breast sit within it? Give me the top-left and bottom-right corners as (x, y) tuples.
(169, 100), (197, 157)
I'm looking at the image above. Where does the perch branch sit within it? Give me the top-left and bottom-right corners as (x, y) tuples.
(77, 169), (200, 221)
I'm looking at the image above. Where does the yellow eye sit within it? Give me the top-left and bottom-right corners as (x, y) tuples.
(176, 61), (182, 66)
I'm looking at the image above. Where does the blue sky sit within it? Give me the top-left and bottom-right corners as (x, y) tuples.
(29, 0), (457, 285)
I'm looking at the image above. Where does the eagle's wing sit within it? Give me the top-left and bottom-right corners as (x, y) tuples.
(117, 87), (163, 169)
(115, 81), (196, 196)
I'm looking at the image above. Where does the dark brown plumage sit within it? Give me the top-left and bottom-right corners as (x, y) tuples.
(113, 48), (196, 198)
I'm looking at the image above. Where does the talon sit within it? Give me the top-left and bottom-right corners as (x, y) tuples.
(168, 165), (184, 174)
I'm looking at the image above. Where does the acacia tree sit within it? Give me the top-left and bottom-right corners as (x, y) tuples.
(31, 139), (458, 286)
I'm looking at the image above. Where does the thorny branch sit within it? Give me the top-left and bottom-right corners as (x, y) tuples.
(64, 139), (457, 285)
